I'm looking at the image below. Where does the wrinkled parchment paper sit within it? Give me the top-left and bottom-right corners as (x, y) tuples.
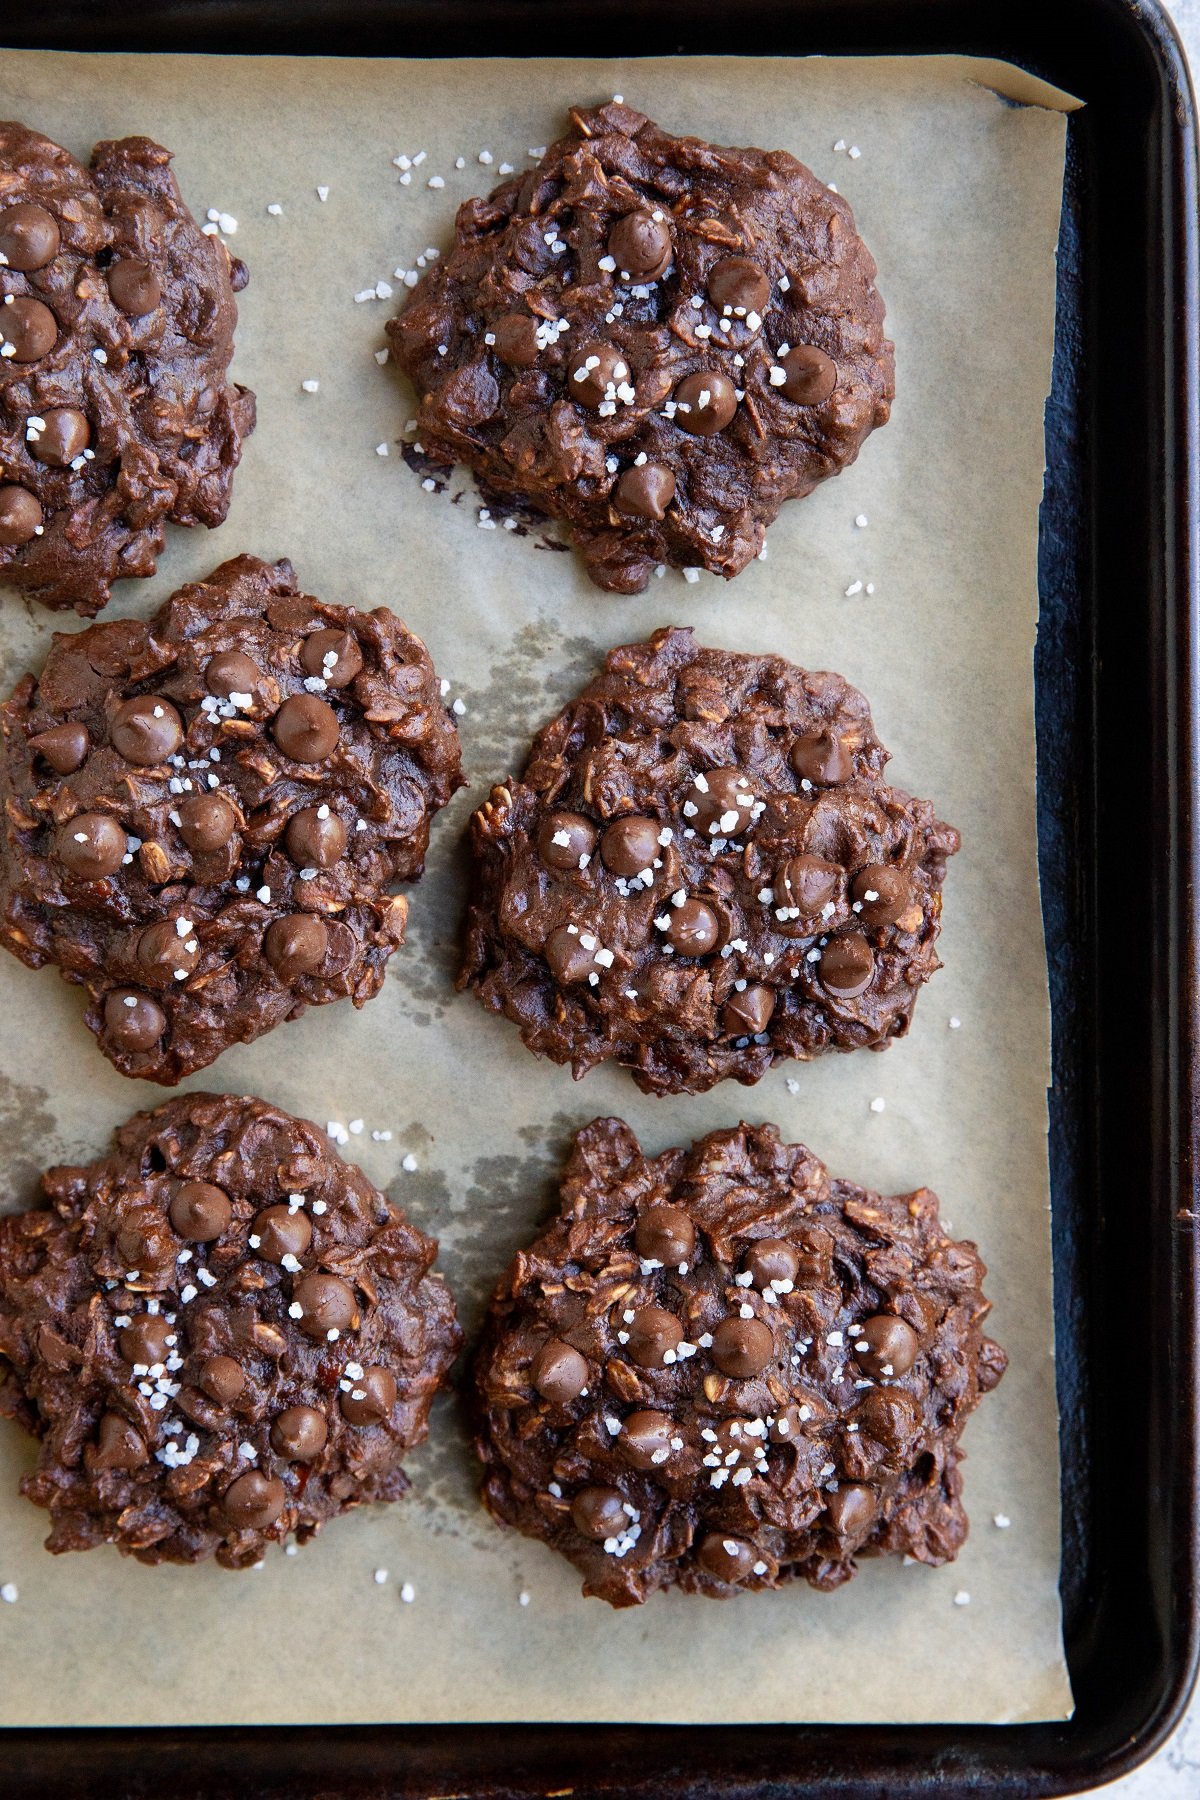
(0, 50), (1075, 1724)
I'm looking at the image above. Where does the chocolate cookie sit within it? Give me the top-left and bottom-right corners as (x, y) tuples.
(472, 1118), (1005, 1607)
(0, 1093), (461, 1568)
(0, 554), (463, 1082)
(461, 628), (958, 1096)
(0, 121), (255, 615)
(388, 100), (892, 594)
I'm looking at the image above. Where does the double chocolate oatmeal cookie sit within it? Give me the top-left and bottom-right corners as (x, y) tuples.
(0, 554), (463, 1081)
(472, 1118), (1005, 1607)
(388, 100), (892, 593)
(0, 122), (255, 614)
(0, 1093), (461, 1568)
(461, 628), (958, 1096)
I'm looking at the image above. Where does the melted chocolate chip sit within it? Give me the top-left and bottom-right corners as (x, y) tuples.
(570, 1485), (629, 1541)
(93, 1412), (148, 1471)
(221, 1470), (286, 1530)
(169, 1181), (232, 1242)
(743, 1239), (799, 1289)
(270, 1404), (328, 1461)
(855, 1314), (919, 1378)
(301, 628), (363, 690)
(673, 370), (737, 435)
(819, 932), (874, 999)
(339, 1365), (397, 1426)
(251, 1205), (313, 1264)
(722, 984), (775, 1038)
(0, 202), (60, 271)
(106, 257), (162, 315)
(825, 1482), (878, 1539)
(531, 1338), (589, 1404)
(543, 925), (596, 984)
(619, 1410), (675, 1469)
(199, 1355), (245, 1406)
(711, 1314), (774, 1378)
(567, 341), (630, 409)
(779, 853), (840, 915)
(608, 210), (672, 281)
(57, 812), (125, 878)
(686, 767), (756, 838)
(625, 1305), (684, 1369)
(0, 484), (43, 546)
(613, 462), (675, 521)
(491, 313), (541, 369)
(119, 1314), (172, 1366)
(109, 696), (184, 766)
(698, 1532), (756, 1583)
(272, 694), (340, 762)
(634, 1205), (695, 1268)
(537, 811), (596, 871)
(707, 256), (769, 315)
(665, 897), (719, 956)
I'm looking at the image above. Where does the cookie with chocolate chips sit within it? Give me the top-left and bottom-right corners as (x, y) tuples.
(471, 1118), (1005, 1607)
(388, 100), (892, 594)
(0, 553), (463, 1081)
(0, 1092), (461, 1568)
(461, 627), (958, 1096)
(0, 121), (255, 615)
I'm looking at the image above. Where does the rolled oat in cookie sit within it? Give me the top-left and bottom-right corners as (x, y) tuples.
(0, 1092), (461, 1569)
(471, 1118), (1004, 1607)
(388, 100), (892, 593)
(0, 121), (255, 614)
(0, 554), (463, 1081)
(461, 627), (957, 1096)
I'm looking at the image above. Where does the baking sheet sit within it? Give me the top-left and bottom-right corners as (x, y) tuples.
(0, 49), (1073, 1725)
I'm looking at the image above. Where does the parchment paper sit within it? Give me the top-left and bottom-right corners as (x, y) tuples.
(0, 50), (1074, 1725)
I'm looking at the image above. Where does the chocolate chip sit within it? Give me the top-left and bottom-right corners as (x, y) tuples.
(119, 1313), (172, 1365)
(687, 767), (757, 838)
(608, 210), (672, 280)
(177, 792), (239, 853)
(1, 296), (57, 361)
(780, 344), (838, 405)
(531, 1337), (589, 1403)
(624, 1305), (684, 1369)
(618, 1410), (675, 1469)
(600, 815), (661, 878)
(634, 1205), (695, 1268)
(106, 257), (162, 315)
(779, 853), (841, 915)
(855, 1314), (919, 1377)
(567, 341), (630, 409)
(570, 1485), (629, 1541)
(790, 732), (852, 787)
(272, 694), (340, 762)
(0, 484), (43, 546)
(251, 1205), (313, 1265)
(102, 990), (166, 1052)
(29, 722), (87, 773)
(264, 914), (329, 979)
(270, 1404), (328, 1461)
(339, 1365), (397, 1426)
(199, 1355), (245, 1406)
(706, 256), (770, 314)
(743, 1238), (799, 1289)
(543, 925), (596, 985)
(819, 932), (874, 999)
(825, 1482), (878, 1539)
(285, 806), (347, 869)
(137, 918), (199, 984)
(768, 1403), (807, 1445)
(205, 650), (260, 697)
(722, 984), (775, 1038)
(673, 370), (738, 435)
(301, 628), (362, 689)
(109, 696), (184, 766)
(29, 406), (89, 467)
(537, 810), (596, 871)
(666, 897), (719, 956)
(711, 1314), (774, 1378)
(57, 812), (125, 878)
(291, 1272), (358, 1339)
(491, 313), (541, 369)
(698, 1532), (755, 1583)
(93, 1412), (148, 1471)
(851, 863), (909, 926)
(613, 462), (675, 521)
(169, 1181), (232, 1242)
(221, 1470), (286, 1531)
(0, 203), (60, 271)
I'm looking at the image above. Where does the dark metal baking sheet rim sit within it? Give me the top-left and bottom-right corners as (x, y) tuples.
(2, 0), (1199, 1795)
